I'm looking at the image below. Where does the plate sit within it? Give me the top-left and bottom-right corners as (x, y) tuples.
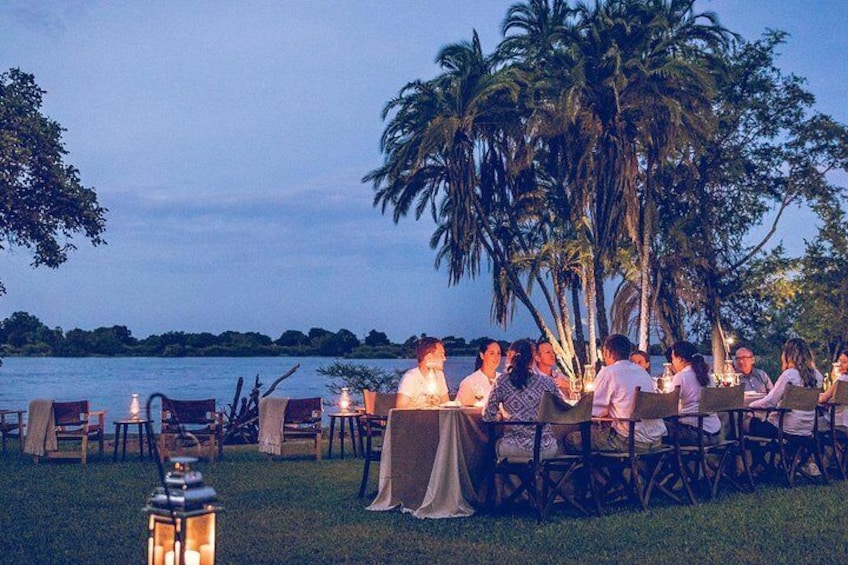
(439, 401), (462, 409)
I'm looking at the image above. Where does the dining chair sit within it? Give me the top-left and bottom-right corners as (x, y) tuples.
(593, 387), (696, 512)
(281, 397), (323, 460)
(159, 398), (224, 462)
(746, 384), (827, 487)
(358, 390), (397, 497)
(821, 380), (848, 479)
(678, 385), (754, 500)
(536, 391), (601, 518)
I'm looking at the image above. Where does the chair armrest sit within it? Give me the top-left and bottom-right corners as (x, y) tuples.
(89, 410), (106, 427)
(745, 406), (788, 414)
(592, 416), (640, 424)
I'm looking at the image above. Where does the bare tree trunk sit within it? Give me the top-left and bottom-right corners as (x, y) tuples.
(584, 262), (598, 367)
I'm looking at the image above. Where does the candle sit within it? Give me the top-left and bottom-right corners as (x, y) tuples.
(165, 551), (174, 565)
(153, 545), (165, 565)
(185, 550), (201, 565)
(200, 544), (214, 565)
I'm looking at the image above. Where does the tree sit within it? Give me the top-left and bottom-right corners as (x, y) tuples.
(0, 69), (107, 293)
(364, 329), (391, 347)
(275, 329), (308, 347)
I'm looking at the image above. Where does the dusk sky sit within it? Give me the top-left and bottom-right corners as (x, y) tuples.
(1, 1), (845, 343)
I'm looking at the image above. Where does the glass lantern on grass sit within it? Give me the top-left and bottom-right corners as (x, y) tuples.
(130, 393), (141, 420)
(144, 457), (222, 565)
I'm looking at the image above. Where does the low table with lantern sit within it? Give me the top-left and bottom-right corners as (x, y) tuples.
(113, 418), (155, 462)
(328, 412), (360, 459)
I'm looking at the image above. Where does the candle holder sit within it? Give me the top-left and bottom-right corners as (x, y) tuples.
(339, 387), (352, 413)
(721, 358), (738, 387)
(660, 363), (674, 393)
(130, 393), (141, 420)
(583, 364), (596, 393)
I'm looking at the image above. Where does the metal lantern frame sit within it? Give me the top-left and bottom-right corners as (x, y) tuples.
(143, 394), (223, 565)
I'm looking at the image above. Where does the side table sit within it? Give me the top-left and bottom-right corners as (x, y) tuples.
(328, 412), (360, 459)
(113, 418), (154, 462)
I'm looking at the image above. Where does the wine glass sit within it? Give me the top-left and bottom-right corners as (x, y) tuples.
(571, 377), (583, 400)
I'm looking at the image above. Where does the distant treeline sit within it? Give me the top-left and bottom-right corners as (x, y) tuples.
(0, 311), (500, 358)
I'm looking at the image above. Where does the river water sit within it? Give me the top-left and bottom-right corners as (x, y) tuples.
(0, 356), (477, 425)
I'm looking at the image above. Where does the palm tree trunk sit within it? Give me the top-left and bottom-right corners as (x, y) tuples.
(571, 278), (587, 369)
(583, 262), (598, 366)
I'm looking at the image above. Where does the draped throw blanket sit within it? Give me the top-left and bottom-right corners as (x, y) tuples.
(258, 397), (289, 455)
(24, 399), (58, 456)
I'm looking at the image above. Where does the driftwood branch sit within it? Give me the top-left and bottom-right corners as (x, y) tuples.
(222, 364), (300, 444)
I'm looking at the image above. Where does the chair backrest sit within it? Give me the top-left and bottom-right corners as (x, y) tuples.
(700, 385), (744, 413)
(537, 391), (593, 425)
(53, 401), (90, 427)
(830, 380), (848, 406)
(781, 383), (821, 411)
(632, 386), (680, 420)
(285, 397), (322, 424)
(162, 398), (216, 430)
(363, 390), (398, 417)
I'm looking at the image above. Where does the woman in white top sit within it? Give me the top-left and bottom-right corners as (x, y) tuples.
(818, 349), (848, 427)
(749, 338), (823, 437)
(668, 341), (721, 445)
(456, 339), (501, 406)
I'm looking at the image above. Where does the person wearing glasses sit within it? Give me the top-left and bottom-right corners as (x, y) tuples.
(733, 347), (773, 393)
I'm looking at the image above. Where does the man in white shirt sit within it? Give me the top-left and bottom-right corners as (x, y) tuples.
(591, 334), (666, 451)
(397, 337), (450, 408)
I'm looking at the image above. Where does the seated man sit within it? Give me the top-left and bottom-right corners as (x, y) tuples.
(630, 350), (651, 374)
(589, 334), (666, 452)
(396, 337), (450, 408)
(733, 347), (773, 393)
(534, 338), (572, 398)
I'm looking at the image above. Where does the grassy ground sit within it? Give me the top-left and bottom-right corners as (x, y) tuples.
(1, 440), (847, 564)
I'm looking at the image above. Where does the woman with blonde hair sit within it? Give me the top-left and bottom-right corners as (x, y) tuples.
(749, 338), (823, 437)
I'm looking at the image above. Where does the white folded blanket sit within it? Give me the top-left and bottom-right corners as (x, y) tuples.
(258, 397), (289, 455)
(24, 399), (57, 456)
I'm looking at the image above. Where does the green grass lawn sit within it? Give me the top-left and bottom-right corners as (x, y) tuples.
(1, 440), (846, 564)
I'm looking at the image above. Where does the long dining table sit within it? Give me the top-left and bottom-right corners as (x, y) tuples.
(367, 406), (490, 519)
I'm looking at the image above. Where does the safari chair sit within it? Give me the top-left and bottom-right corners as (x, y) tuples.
(358, 390), (397, 497)
(746, 384), (827, 487)
(593, 387), (696, 512)
(536, 391), (601, 519)
(281, 397), (323, 460)
(0, 409), (25, 454)
(487, 417), (542, 516)
(50, 400), (105, 464)
(821, 380), (848, 479)
(678, 385), (754, 500)
(159, 398), (223, 462)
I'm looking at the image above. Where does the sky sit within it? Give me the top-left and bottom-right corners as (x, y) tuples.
(0, 1), (845, 343)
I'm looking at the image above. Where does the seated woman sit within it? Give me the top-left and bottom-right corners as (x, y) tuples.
(818, 349), (848, 426)
(396, 337), (450, 409)
(749, 337), (824, 437)
(483, 339), (559, 460)
(666, 341), (721, 445)
(456, 339), (501, 406)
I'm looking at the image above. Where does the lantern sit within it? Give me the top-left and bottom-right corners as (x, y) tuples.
(130, 393), (141, 420)
(722, 358), (738, 387)
(660, 363), (674, 393)
(339, 387), (352, 413)
(583, 364), (596, 392)
(144, 457), (222, 565)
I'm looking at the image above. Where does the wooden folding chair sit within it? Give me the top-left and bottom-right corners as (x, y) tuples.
(536, 392), (601, 518)
(678, 385), (754, 499)
(281, 397), (323, 460)
(358, 390), (397, 497)
(159, 398), (223, 462)
(593, 387), (696, 511)
(48, 401), (105, 465)
(821, 380), (848, 479)
(747, 384), (827, 487)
